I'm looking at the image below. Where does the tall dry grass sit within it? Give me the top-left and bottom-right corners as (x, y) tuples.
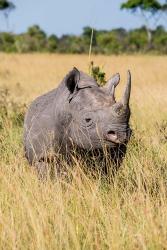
(0, 53), (167, 249)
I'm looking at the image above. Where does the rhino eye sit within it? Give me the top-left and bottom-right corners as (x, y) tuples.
(82, 117), (94, 128)
(82, 112), (94, 128)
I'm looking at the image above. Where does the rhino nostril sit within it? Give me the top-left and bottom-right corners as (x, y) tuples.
(106, 130), (119, 143)
(107, 130), (116, 136)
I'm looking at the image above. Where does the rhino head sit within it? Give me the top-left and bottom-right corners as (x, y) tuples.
(61, 67), (132, 151)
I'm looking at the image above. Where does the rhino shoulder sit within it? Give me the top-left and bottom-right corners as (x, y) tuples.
(25, 88), (57, 128)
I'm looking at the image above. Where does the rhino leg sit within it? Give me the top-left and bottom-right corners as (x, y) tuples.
(33, 161), (50, 181)
(33, 158), (63, 181)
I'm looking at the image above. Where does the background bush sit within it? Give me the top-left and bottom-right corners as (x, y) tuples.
(0, 25), (167, 54)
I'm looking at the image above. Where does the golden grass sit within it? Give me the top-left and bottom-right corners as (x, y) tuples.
(0, 53), (167, 249)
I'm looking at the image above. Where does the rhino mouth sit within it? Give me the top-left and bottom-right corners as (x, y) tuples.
(85, 138), (123, 150)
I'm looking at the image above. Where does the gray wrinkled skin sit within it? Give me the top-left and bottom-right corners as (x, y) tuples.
(23, 68), (132, 177)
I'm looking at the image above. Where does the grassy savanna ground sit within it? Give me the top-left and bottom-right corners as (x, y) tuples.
(0, 54), (167, 249)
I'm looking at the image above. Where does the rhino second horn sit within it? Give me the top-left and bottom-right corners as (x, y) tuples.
(104, 73), (120, 99)
(121, 70), (131, 106)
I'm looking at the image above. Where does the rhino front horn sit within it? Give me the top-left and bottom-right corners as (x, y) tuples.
(121, 70), (131, 106)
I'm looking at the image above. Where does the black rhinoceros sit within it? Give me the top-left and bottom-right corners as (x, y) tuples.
(24, 68), (132, 177)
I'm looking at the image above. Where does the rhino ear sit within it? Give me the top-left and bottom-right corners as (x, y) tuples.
(65, 67), (80, 93)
